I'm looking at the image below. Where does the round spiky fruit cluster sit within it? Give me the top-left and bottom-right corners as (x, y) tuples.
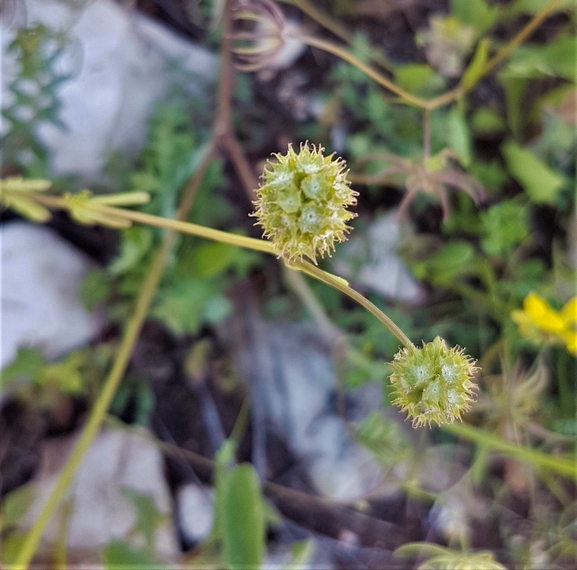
(252, 143), (358, 263)
(389, 336), (478, 427)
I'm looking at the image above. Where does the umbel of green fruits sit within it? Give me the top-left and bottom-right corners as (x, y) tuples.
(254, 144), (479, 427)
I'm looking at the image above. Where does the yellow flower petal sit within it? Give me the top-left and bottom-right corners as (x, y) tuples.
(559, 329), (577, 356)
(561, 297), (577, 325)
(523, 293), (565, 334)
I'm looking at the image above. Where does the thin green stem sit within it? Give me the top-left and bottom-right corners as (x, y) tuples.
(298, 34), (426, 108)
(297, 0), (564, 111)
(480, 0), (565, 79)
(13, 234), (176, 569)
(34, 194), (276, 255)
(279, 0), (394, 71)
(444, 422), (577, 480)
(15, 144), (218, 570)
(290, 259), (414, 349)
(36, 193), (413, 350)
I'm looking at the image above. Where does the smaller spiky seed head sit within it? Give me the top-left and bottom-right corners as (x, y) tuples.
(252, 143), (358, 263)
(388, 336), (478, 427)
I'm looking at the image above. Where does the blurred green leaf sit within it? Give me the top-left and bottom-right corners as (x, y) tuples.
(461, 38), (490, 89)
(480, 201), (530, 257)
(1, 347), (44, 385)
(447, 107), (472, 167)
(80, 268), (111, 311)
(470, 108), (505, 134)
(502, 140), (565, 204)
(122, 489), (163, 548)
(394, 63), (445, 96)
(109, 227), (154, 276)
(505, 0), (572, 15)
(192, 242), (237, 278)
(0, 532), (29, 566)
(103, 540), (166, 569)
(502, 37), (577, 81)
(501, 76), (528, 138)
(1, 485), (35, 530)
(223, 464), (265, 570)
(152, 278), (212, 335)
(451, 0), (499, 34)
(40, 351), (85, 394)
(412, 241), (477, 284)
(469, 160), (507, 192)
(355, 412), (410, 467)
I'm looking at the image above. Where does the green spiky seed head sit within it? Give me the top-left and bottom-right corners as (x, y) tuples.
(252, 143), (358, 263)
(389, 336), (478, 427)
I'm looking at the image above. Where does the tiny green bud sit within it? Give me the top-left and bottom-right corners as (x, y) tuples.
(388, 336), (478, 427)
(252, 143), (358, 263)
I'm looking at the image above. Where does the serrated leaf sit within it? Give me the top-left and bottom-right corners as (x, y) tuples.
(502, 140), (565, 204)
(152, 279), (211, 335)
(480, 201), (529, 257)
(222, 464), (265, 570)
(109, 226), (154, 275)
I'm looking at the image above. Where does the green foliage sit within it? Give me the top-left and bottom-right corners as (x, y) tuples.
(411, 241), (477, 285)
(221, 464), (265, 570)
(2, 25), (71, 177)
(2, 347), (86, 397)
(480, 201), (530, 257)
(121, 489), (166, 549)
(88, 95), (262, 334)
(355, 412), (411, 467)
(3, 1), (576, 568)
(103, 540), (167, 569)
(502, 141), (565, 204)
(450, 0), (499, 35)
(0, 485), (35, 531)
(129, 95), (204, 217)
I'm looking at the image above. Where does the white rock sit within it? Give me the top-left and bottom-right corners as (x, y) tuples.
(0, 222), (101, 369)
(176, 484), (214, 545)
(19, 428), (179, 560)
(229, 318), (385, 500)
(333, 211), (424, 304)
(1, 0), (217, 182)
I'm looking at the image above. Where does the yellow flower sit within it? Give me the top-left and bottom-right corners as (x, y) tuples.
(511, 293), (577, 356)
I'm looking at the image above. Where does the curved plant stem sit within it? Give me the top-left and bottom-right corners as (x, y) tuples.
(13, 235), (175, 568)
(298, 34), (427, 108)
(14, 141), (219, 570)
(279, 0), (394, 71)
(298, 0), (564, 111)
(36, 191), (412, 350)
(290, 260), (414, 349)
(444, 422), (577, 480)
